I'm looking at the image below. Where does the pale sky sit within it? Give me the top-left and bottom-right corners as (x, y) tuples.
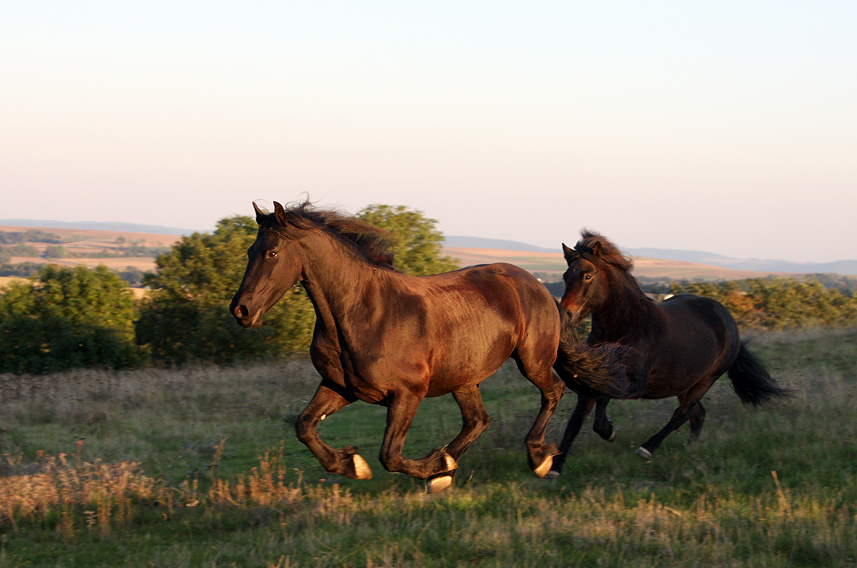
(2, 2), (855, 263)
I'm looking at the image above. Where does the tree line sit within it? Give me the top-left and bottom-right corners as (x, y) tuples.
(665, 278), (857, 330)
(2, 205), (856, 374)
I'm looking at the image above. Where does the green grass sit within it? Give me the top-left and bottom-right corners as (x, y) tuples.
(2, 329), (857, 567)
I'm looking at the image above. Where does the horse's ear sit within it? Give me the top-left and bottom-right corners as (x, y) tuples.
(273, 201), (286, 224)
(590, 241), (603, 257)
(562, 243), (574, 261)
(253, 202), (266, 224)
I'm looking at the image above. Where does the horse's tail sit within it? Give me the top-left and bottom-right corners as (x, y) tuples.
(553, 300), (631, 398)
(727, 342), (790, 406)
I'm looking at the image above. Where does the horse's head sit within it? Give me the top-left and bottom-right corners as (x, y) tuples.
(560, 231), (632, 324)
(230, 201), (305, 328)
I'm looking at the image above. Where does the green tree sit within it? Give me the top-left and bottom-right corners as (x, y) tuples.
(135, 216), (315, 364)
(357, 204), (460, 276)
(0, 265), (143, 374)
(43, 245), (68, 258)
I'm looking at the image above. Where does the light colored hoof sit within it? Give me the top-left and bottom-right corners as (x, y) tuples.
(427, 474), (454, 494)
(533, 455), (554, 479)
(544, 470), (560, 480)
(635, 447), (652, 460)
(352, 453), (373, 480)
(607, 430), (617, 443)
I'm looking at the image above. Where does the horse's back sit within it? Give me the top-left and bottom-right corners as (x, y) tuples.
(661, 294), (739, 342)
(428, 262), (557, 320)
(411, 263), (560, 393)
(644, 294), (742, 394)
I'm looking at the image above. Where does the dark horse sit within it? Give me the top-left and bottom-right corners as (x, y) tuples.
(230, 201), (622, 492)
(549, 230), (788, 476)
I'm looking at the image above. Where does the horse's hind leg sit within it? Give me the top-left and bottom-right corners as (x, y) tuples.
(636, 386), (711, 459)
(548, 394), (595, 478)
(295, 381), (370, 480)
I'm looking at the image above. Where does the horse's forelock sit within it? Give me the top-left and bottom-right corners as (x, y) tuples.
(577, 230), (633, 272)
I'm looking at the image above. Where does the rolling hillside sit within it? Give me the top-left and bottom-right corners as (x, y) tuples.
(0, 225), (181, 272)
(0, 224), (811, 285)
(442, 247), (786, 282)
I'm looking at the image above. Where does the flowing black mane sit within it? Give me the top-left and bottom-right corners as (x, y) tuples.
(573, 230), (634, 272)
(258, 201), (396, 268)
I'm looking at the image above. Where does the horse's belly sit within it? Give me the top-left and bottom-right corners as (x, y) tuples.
(641, 354), (725, 399)
(424, 356), (509, 397)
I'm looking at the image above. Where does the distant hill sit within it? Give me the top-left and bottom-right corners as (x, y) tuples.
(3, 223), (854, 276)
(0, 219), (195, 236)
(444, 236), (857, 276)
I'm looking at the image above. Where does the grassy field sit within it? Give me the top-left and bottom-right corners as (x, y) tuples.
(1, 329), (856, 567)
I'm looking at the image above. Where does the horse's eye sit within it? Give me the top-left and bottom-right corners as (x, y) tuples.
(583, 274), (593, 282)
(267, 250), (278, 258)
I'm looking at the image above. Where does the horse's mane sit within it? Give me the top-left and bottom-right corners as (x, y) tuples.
(574, 230), (634, 272)
(258, 200), (397, 268)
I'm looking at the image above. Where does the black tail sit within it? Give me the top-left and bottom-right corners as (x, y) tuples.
(553, 300), (631, 398)
(727, 343), (790, 406)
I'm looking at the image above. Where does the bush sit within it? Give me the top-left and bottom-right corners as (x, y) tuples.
(668, 277), (857, 330)
(0, 265), (144, 374)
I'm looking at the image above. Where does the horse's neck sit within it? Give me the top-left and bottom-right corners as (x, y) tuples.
(594, 272), (659, 339)
(298, 231), (395, 326)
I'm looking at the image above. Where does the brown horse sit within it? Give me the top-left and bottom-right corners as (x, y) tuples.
(230, 201), (623, 492)
(550, 230), (788, 476)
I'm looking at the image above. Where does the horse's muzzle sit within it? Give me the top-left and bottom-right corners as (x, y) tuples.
(230, 301), (263, 328)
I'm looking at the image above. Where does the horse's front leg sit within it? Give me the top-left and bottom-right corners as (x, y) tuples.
(378, 391), (458, 491)
(592, 395), (617, 442)
(547, 394), (595, 478)
(295, 380), (371, 480)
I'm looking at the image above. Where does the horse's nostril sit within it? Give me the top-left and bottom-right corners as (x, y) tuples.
(234, 305), (249, 319)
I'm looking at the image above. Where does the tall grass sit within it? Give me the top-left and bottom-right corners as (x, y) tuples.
(1, 330), (856, 566)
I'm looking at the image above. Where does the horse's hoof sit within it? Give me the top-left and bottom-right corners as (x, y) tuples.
(427, 474), (454, 494)
(533, 455), (553, 479)
(635, 447), (652, 460)
(544, 470), (560, 480)
(608, 430), (617, 443)
(351, 453), (373, 480)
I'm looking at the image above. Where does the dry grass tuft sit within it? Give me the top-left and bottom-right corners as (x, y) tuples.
(0, 447), (159, 535)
